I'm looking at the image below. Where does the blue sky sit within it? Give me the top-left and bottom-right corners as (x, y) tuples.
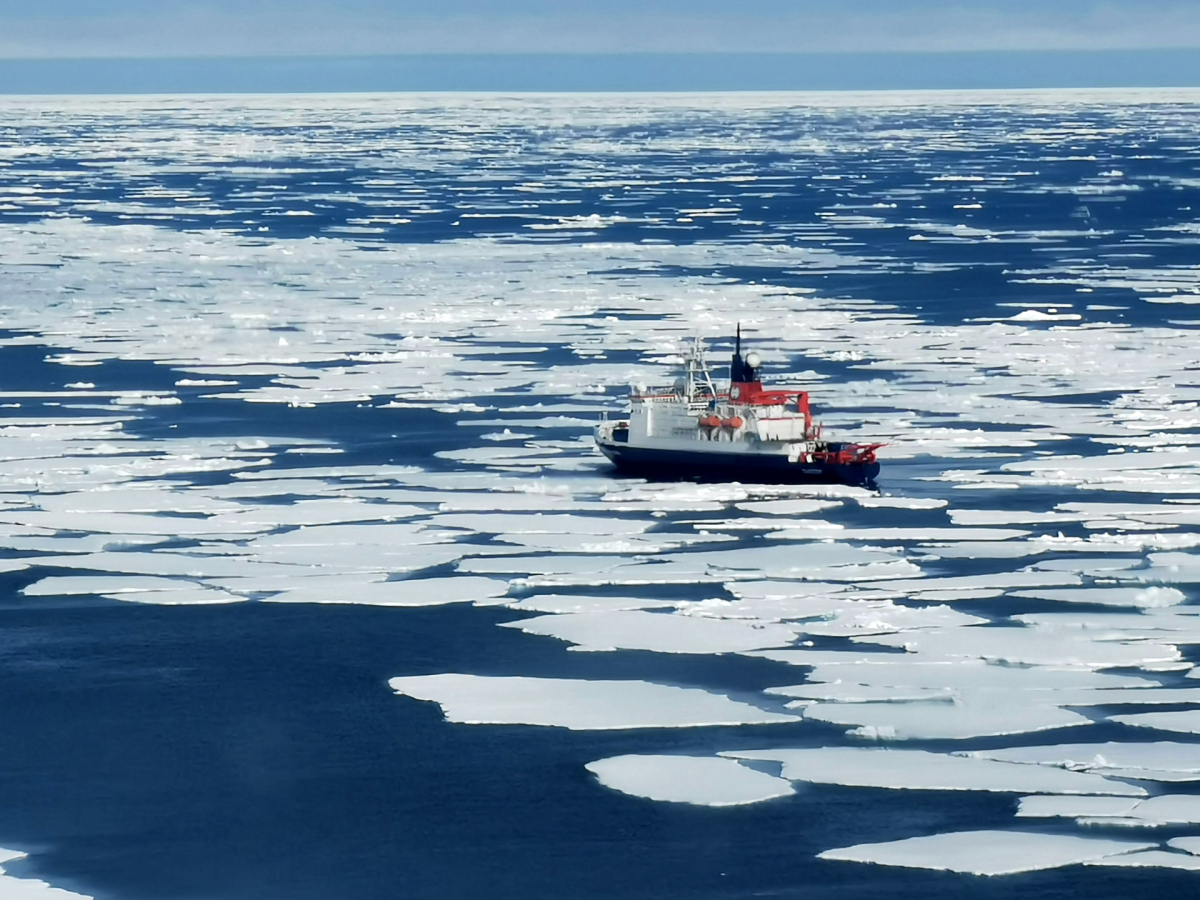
(4, 1), (1199, 57)
(1, 1), (1198, 91)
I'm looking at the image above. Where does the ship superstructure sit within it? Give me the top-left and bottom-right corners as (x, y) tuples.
(594, 330), (881, 485)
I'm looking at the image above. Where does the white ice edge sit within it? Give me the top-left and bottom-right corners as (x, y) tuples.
(818, 830), (1154, 876)
(388, 674), (800, 729)
(585, 754), (795, 806)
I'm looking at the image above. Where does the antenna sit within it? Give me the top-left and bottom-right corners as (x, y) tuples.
(736, 323), (741, 356)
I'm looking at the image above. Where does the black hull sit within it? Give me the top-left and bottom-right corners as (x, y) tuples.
(597, 443), (880, 487)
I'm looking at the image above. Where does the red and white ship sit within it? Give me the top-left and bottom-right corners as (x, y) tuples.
(594, 330), (881, 485)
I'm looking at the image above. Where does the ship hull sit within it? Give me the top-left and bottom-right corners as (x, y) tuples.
(596, 441), (879, 486)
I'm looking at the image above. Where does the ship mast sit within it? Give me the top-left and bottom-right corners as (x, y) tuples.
(685, 336), (717, 402)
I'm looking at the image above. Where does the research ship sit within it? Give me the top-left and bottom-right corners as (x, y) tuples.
(594, 330), (881, 485)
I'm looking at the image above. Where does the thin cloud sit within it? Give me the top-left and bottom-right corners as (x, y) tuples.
(2, 1), (1199, 58)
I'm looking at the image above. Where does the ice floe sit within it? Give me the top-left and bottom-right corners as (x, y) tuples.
(1009, 587), (1187, 608)
(0, 848), (93, 899)
(388, 675), (800, 729)
(263, 576), (510, 607)
(1110, 711), (1200, 736)
(725, 748), (1145, 795)
(585, 755), (795, 806)
(499, 610), (801, 654)
(968, 742), (1200, 782)
(818, 830), (1153, 875)
(1085, 850), (1200, 870)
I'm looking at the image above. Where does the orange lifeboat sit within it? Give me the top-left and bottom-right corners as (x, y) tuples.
(721, 416), (744, 430)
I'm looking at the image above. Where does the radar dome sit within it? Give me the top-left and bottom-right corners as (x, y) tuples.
(744, 351), (762, 369)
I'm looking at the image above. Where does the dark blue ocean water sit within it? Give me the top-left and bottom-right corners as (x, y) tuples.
(0, 93), (1199, 898)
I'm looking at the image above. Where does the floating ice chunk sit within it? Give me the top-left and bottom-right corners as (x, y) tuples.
(709, 582), (859, 621)
(854, 496), (948, 509)
(703, 543), (900, 573)
(1031, 557), (1143, 575)
(871, 571), (1081, 594)
(1169, 837), (1200, 855)
(585, 754), (795, 806)
(916, 542), (1046, 560)
(799, 603), (986, 637)
(34, 488), (241, 516)
(388, 674), (799, 729)
(911, 588), (1006, 600)
(247, 522), (446, 546)
(29, 552), (315, 580)
(1111, 711), (1200, 736)
(818, 830), (1153, 876)
(1010, 587), (1187, 608)
(0, 510), (268, 537)
(500, 610), (800, 654)
(262, 576), (509, 606)
(458, 555), (621, 576)
(506, 594), (673, 613)
(725, 748), (1145, 795)
(1144, 552), (1200, 584)
(1085, 850), (1200, 870)
(769, 527), (1029, 543)
(698, 597), (856, 624)
(209, 500), (427, 528)
(1093, 795), (1200, 826)
(21, 575), (188, 597)
(949, 509), (1087, 526)
(690, 517), (842, 533)
(769, 683), (955, 703)
(968, 742), (1200, 781)
(801, 699), (1091, 740)
(856, 626), (1182, 670)
(1016, 795), (1140, 818)
(249, 542), (469, 573)
(432, 513), (650, 535)
(492, 531), (731, 554)
(734, 499), (843, 515)
(3, 534), (165, 553)
(103, 587), (245, 605)
(1013, 609), (1200, 641)
(0, 848), (93, 898)
(748, 648), (924, 667)
(724, 580), (850, 600)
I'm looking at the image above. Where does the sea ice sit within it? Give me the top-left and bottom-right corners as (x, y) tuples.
(1169, 837), (1200, 855)
(1010, 587), (1187, 608)
(262, 576), (509, 606)
(725, 748), (1144, 794)
(800, 700), (1091, 741)
(967, 742), (1200, 781)
(505, 594), (674, 613)
(818, 830), (1153, 875)
(388, 674), (800, 729)
(734, 499), (844, 515)
(431, 513), (650, 535)
(1016, 795), (1141, 818)
(1110, 711), (1200, 736)
(585, 754), (795, 806)
(854, 496), (948, 509)
(0, 848), (93, 899)
(21, 575), (193, 596)
(1085, 850), (1200, 870)
(855, 626), (1183, 670)
(499, 610), (801, 654)
(103, 587), (246, 605)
